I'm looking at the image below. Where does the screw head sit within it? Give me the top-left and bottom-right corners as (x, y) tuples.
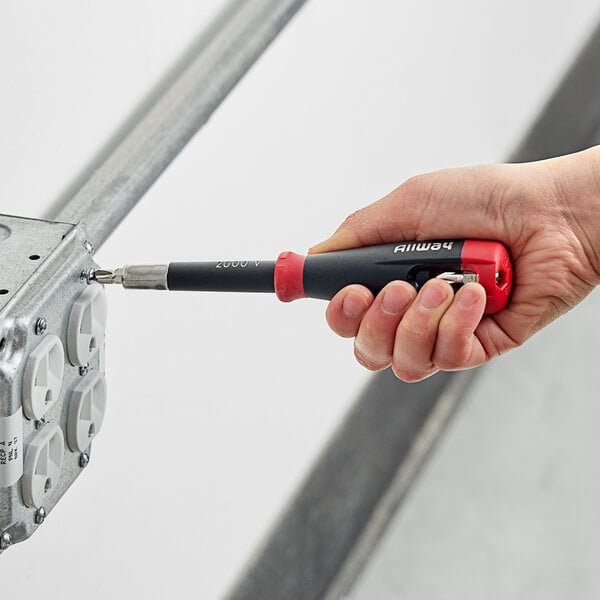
(0, 531), (12, 550)
(79, 452), (90, 468)
(35, 418), (46, 430)
(35, 507), (46, 525)
(34, 318), (47, 336)
(79, 364), (90, 376)
(83, 240), (94, 255)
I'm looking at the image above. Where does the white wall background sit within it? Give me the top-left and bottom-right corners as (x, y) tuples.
(1, 1), (599, 598)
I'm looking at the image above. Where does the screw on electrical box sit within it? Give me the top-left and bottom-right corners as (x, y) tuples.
(79, 452), (90, 468)
(34, 507), (46, 525)
(79, 363), (90, 376)
(0, 531), (12, 550)
(35, 418), (46, 431)
(83, 240), (94, 255)
(34, 318), (47, 336)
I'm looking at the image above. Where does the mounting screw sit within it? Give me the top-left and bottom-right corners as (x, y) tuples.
(79, 363), (90, 376)
(79, 452), (90, 468)
(34, 318), (47, 336)
(34, 507), (47, 525)
(35, 418), (46, 431)
(0, 531), (12, 550)
(83, 240), (94, 255)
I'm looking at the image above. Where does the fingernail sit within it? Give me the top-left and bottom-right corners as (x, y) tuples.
(457, 284), (482, 308)
(382, 284), (412, 315)
(343, 292), (367, 318)
(419, 282), (449, 310)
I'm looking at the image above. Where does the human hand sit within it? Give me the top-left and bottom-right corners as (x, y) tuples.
(310, 146), (600, 382)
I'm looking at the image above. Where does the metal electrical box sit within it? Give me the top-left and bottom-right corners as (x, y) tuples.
(0, 215), (106, 552)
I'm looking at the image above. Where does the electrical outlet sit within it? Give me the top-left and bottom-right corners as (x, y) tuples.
(67, 285), (107, 368)
(22, 425), (64, 509)
(0, 214), (106, 553)
(22, 335), (65, 421)
(67, 371), (107, 453)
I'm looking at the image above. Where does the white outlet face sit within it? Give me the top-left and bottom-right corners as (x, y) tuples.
(22, 335), (65, 421)
(67, 284), (107, 367)
(67, 371), (107, 452)
(22, 424), (65, 508)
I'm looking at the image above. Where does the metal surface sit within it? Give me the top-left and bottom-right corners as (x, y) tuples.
(510, 20), (600, 161)
(34, 318), (47, 336)
(93, 265), (168, 289)
(34, 507), (46, 525)
(226, 370), (475, 600)
(324, 372), (475, 600)
(0, 531), (12, 550)
(50, 0), (308, 249)
(0, 215), (104, 553)
(436, 272), (479, 284)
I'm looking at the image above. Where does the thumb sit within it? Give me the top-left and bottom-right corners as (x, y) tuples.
(309, 165), (517, 255)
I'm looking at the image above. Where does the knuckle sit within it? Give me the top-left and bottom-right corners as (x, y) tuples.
(341, 209), (364, 228)
(338, 209), (367, 239)
(434, 353), (466, 372)
(434, 316), (475, 370)
(354, 342), (390, 372)
(397, 174), (428, 199)
(391, 362), (430, 383)
(437, 322), (468, 350)
(326, 304), (355, 338)
(398, 319), (431, 344)
(359, 319), (388, 345)
(326, 316), (358, 339)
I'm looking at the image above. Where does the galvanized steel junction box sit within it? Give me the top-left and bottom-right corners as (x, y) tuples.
(0, 214), (106, 553)
(0, 0), (306, 555)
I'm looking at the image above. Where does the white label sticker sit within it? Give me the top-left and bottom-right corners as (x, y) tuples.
(0, 408), (23, 487)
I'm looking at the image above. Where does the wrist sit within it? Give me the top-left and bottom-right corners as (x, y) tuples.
(554, 145), (600, 284)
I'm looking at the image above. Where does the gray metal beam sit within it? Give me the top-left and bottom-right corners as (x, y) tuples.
(510, 21), (600, 162)
(226, 370), (474, 600)
(50, 0), (308, 249)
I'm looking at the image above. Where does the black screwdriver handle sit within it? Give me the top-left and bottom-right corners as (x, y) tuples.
(164, 239), (512, 314)
(273, 239), (512, 314)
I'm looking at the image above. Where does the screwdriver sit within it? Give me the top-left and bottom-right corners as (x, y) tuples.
(91, 239), (512, 314)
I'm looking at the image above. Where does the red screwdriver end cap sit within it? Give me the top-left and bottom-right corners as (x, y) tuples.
(461, 240), (513, 314)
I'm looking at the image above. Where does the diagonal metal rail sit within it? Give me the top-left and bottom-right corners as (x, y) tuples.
(510, 21), (600, 161)
(50, 0), (308, 249)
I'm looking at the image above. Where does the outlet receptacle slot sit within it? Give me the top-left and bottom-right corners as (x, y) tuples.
(22, 335), (65, 421)
(67, 371), (107, 452)
(22, 424), (65, 508)
(67, 285), (107, 367)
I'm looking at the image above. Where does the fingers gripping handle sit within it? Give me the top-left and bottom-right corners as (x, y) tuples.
(461, 240), (512, 314)
(274, 240), (512, 314)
